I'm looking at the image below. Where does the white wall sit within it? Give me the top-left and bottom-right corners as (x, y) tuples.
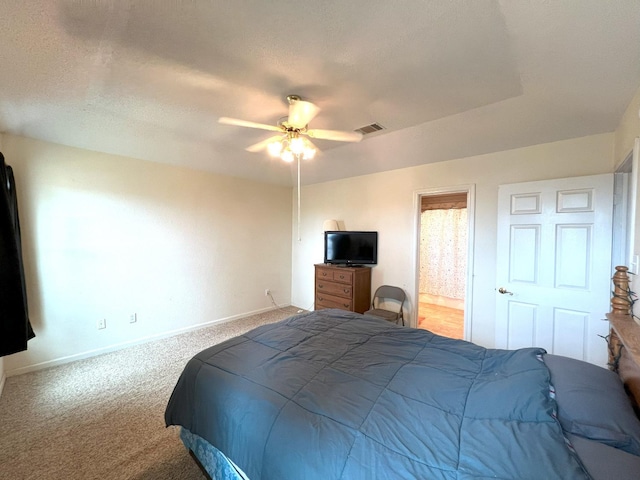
(292, 133), (615, 348)
(615, 85), (640, 166)
(614, 85), (640, 296)
(2, 134), (293, 375)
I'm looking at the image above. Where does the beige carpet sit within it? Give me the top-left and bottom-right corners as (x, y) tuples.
(0, 306), (301, 480)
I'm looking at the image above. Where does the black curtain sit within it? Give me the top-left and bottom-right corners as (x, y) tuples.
(0, 152), (34, 357)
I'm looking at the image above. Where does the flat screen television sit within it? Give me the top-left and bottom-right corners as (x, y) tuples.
(324, 231), (378, 266)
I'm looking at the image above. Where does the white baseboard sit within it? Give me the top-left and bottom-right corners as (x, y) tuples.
(6, 305), (289, 377)
(0, 371), (6, 398)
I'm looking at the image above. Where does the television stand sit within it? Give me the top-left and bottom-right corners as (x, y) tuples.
(315, 263), (371, 314)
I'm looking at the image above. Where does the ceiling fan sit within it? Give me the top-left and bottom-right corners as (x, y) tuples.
(219, 95), (363, 162)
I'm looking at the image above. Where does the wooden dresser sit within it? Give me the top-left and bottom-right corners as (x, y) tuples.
(314, 263), (372, 314)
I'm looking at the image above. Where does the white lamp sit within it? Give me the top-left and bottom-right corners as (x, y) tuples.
(323, 219), (340, 231)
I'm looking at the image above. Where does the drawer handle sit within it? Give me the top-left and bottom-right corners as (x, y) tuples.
(318, 285), (324, 289)
(343, 289), (349, 294)
(339, 275), (345, 279)
(318, 296), (324, 301)
(343, 304), (349, 308)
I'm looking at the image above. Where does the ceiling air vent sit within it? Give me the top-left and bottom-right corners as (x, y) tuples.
(354, 122), (385, 135)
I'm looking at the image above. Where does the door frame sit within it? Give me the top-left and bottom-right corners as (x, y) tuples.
(613, 138), (639, 272)
(412, 185), (476, 340)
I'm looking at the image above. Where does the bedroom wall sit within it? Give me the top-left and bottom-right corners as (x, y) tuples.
(1, 133), (293, 375)
(614, 84), (640, 166)
(291, 133), (615, 349)
(614, 84), (640, 296)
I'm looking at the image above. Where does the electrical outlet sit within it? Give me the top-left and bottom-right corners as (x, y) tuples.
(129, 313), (137, 324)
(97, 318), (106, 330)
(265, 289), (270, 297)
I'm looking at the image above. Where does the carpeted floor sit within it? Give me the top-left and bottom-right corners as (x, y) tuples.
(0, 306), (301, 480)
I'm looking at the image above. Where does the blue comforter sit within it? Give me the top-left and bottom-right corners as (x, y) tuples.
(165, 309), (589, 479)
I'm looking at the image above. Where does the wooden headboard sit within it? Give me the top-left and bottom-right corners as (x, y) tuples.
(607, 314), (640, 415)
(608, 266), (640, 415)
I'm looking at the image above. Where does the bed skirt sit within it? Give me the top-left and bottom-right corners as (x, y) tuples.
(180, 427), (249, 480)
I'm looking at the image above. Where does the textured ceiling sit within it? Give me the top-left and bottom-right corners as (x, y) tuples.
(1, 1), (640, 186)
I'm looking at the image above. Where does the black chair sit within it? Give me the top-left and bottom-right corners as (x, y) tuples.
(364, 285), (406, 325)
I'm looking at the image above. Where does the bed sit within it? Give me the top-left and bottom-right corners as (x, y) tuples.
(165, 309), (640, 479)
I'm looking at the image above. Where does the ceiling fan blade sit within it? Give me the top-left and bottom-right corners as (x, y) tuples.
(288, 100), (320, 129)
(306, 128), (363, 142)
(219, 117), (282, 132)
(303, 138), (318, 150)
(245, 136), (283, 153)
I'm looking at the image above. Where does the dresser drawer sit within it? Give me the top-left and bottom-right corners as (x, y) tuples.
(316, 267), (354, 285)
(316, 280), (352, 299)
(316, 268), (334, 281)
(316, 292), (353, 310)
(332, 270), (353, 284)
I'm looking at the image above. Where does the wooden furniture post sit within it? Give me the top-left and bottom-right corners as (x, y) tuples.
(611, 265), (632, 315)
(608, 266), (630, 370)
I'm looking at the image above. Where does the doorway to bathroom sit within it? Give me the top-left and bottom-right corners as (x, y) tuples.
(416, 188), (473, 340)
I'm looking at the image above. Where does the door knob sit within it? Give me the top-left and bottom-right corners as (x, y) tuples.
(498, 287), (514, 295)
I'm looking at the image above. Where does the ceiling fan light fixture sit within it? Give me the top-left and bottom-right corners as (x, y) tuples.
(301, 137), (316, 160)
(281, 149), (295, 163)
(267, 139), (283, 157)
(289, 135), (305, 155)
(303, 147), (316, 160)
(267, 133), (317, 162)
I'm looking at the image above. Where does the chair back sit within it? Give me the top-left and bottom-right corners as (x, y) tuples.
(373, 285), (406, 310)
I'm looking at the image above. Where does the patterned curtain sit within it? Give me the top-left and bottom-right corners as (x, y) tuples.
(419, 208), (467, 299)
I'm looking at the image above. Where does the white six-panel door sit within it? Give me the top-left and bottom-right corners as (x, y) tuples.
(496, 174), (614, 366)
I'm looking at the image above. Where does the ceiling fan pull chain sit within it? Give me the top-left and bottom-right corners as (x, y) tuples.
(297, 153), (301, 242)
